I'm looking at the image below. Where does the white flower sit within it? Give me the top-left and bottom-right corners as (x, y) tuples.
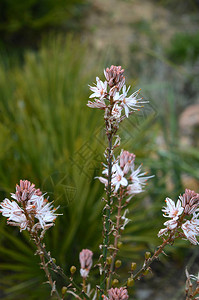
(189, 272), (199, 283)
(158, 219), (178, 237)
(120, 85), (145, 117)
(182, 217), (199, 245)
(87, 98), (106, 109)
(96, 176), (108, 186)
(111, 103), (122, 119)
(113, 91), (123, 103)
(112, 164), (128, 192)
(128, 165), (153, 194)
(127, 182), (143, 196)
(32, 195), (59, 229)
(158, 227), (168, 237)
(162, 198), (184, 220)
(0, 198), (28, 231)
(89, 77), (107, 99)
(121, 209), (130, 230)
(164, 218), (178, 230)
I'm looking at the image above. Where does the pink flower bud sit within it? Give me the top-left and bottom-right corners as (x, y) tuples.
(120, 150), (135, 174)
(108, 287), (129, 300)
(79, 249), (93, 278)
(14, 180), (42, 202)
(104, 65), (125, 90)
(180, 189), (199, 215)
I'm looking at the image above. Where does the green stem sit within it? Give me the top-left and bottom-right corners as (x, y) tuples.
(107, 189), (123, 289)
(100, 133), (113, 297)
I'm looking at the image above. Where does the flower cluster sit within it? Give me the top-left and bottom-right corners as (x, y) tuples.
(0, 180), (59, 231)
(87, 65), (145, 118)
(97, 150), (153, 200)
(103, 287), (129, 300)
(79, 249), (93, 279)
(158, 189), (199, 245)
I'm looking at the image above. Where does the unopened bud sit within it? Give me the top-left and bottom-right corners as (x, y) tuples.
(52, 258), (56, 264)
(112, 279), (119, 286)
(143, 268), (150, 275)
(70, 266), (76, 274)
(115, 260), (122, 268)
(127, 277), (134, 287)
(106, 256), (112, 265)
(62, 286), (67, 295)
(131, 262), (137, 271)
(109, 244), (115, 251)
(145, 252), (151, 260)
(117, 241), (122, 249)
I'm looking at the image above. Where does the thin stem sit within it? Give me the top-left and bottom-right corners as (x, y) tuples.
(83, 278), (87, 300)
(37, 242), (61, 300)
(100, 133), (113, 295)
(39, 244), (91, 300)
(21, 202), (61, 299)
(107, 189), (123, 289)
(133, 235), (174, 281)
(191, 285), (199, 299)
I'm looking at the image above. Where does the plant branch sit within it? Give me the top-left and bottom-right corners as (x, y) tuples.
(133, 235), (174, 281)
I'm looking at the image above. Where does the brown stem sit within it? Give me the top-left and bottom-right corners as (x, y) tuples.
(21, 202), (61, 299)
(37, 242), (61, 300)
(191, 285), (199, 299)
(107, 189), (123, 289)
(133, 235), (174, 281)
(83, 278), (87, 300)
(39, 244), (90, 300)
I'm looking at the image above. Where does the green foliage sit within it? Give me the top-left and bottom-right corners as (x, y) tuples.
(0, 36), (198, 298)
(0, 0), (88, 49)
(167, 32), (199, 64)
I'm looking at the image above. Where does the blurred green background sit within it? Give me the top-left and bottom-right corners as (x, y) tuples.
(0, 0), (199, 299)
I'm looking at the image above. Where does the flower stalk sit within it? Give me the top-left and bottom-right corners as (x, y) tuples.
(107, 188), (123, 289)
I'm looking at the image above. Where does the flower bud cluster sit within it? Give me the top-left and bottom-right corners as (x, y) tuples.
(87, 65), (146, 118)
(158, 189), (199, 245)
(103, 287), (129, 300)
(97, 149), (153, 201)
(0, 180), (59, 231)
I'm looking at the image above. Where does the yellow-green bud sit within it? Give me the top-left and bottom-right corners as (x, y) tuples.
(145, 252), (151, 260)
(52, 258), (56, 264)
(106, 256), (112, 265)
(112, 279), (119, 287)
(127, 277), (134, 287)
(117, 241), (122, 249)
(62, 286), (67, 295)
(70, 266), (76, 274)
(115, 260), (122, 268)
(109, 244), (115, 251)
(131, 262), (137, 271)
(143, 268), (150, 275)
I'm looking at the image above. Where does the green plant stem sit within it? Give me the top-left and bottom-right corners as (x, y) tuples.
(107, 189), (123, 289)
(100, 132), (113, 297)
